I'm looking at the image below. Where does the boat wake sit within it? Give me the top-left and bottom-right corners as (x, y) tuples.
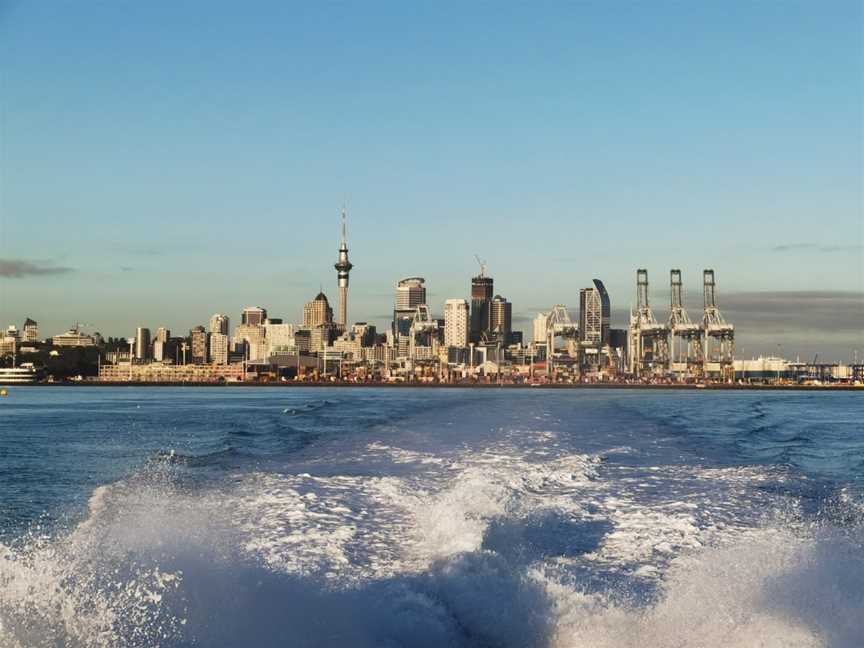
(2, 429), (862, 648)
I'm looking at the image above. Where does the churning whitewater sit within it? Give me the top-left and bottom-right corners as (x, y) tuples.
(0, 388), (862, 647)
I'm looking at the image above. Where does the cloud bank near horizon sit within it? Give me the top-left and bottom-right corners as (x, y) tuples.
(0, 259), (75, 279)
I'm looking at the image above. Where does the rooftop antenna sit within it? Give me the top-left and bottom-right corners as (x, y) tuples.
(474, 254), (487, 278)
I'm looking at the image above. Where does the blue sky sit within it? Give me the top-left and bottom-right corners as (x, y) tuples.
(1, 1), (862, 360)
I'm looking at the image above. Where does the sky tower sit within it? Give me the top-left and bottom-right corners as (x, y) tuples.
(334, 208), (353, 329)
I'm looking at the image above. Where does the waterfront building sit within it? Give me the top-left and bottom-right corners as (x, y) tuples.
(209, 332), (229, 365)
(334, 208), (353, 329)
(444, 299), (469, 349)
(22, 318), (38, 343)
(303, 293), (334, 328)
(209, 314), (230, 335)
(51, 328), (97, 347)
(241, 307), (267, 327)
(190, 326), (208, 364)
(98, 362), (245, 383)
(490, 295), (512, 344)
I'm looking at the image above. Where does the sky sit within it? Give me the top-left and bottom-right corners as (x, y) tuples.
(1, 1), (862, 361)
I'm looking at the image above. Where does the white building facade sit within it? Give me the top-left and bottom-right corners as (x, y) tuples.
(444, 299), (469, 348)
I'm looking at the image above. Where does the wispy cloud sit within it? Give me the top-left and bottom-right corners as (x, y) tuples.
(0, 258), (75, 278)
(772, 243), (862, 253)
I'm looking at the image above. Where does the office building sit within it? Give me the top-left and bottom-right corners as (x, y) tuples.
(533, 312), (549, 345)
(241, 307), (267, 327)
(22, 318), (38, 343)
(393, 277), (426, 349)
(209, 332), (229, 365)
(470, 274), (493, 342)
(304, 293), (334, 328)
(351, 323), (377, 347)
(135, 327), (151, 360)
(190, 326), (208, 364)
(51, 328), (96, 348)
(265, 322), (296, 355)
(303, 293), (334, 328)
(209, 314), (230, 335)
(394, 277), (426, 312)
(444, 299), (469, 349)
(580, 288), (602, 346)
(233, 324), (267, 361)
(490, 295), (512, 343)
(152, 327), (170, 362)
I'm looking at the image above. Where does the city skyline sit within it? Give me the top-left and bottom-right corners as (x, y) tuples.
(1, 2), (862, 361)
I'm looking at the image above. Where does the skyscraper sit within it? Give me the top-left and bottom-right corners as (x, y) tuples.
(580, 279), (611, 346)
(209, 333), (229, 365)
(533, 312), (550, 345)
(190, 326), (208, 364)
(22, 318), (38, 343)
(490, 295), (512, 343)
(241, 307), (267, 327)
(394, 277), (426, 312)
(152, 327), (170, 362)
(303, 292), (334, 328)
(444, 299), (469, 349)
(209, 314), (230, 335)
(334, 208), (353, 329)
(470, 273), (493, 343)
(393, 277), (426, 353)
(135, 327), (151, 360)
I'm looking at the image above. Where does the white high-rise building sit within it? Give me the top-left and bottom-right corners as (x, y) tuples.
(265, 322), (296, 355)
(533, 312), (550, 345)
(209, 332), (229, 365)
(209, 314), (230, 335)
(444, 299), (469, 349)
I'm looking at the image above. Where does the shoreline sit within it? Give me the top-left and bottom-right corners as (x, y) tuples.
(7, 382), (862, 391)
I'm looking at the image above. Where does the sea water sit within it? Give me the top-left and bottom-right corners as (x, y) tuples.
(0, 387), (861, 647)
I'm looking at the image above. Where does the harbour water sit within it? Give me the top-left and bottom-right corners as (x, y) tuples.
(0, 387), (861, 647)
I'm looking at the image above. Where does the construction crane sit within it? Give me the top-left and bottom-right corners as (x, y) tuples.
(474, 254), (487, 278)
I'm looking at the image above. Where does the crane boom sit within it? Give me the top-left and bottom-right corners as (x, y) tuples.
(474, 254), (487, 277)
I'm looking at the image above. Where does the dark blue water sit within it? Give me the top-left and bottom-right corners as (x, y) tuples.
(1, 387), (861, 647)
